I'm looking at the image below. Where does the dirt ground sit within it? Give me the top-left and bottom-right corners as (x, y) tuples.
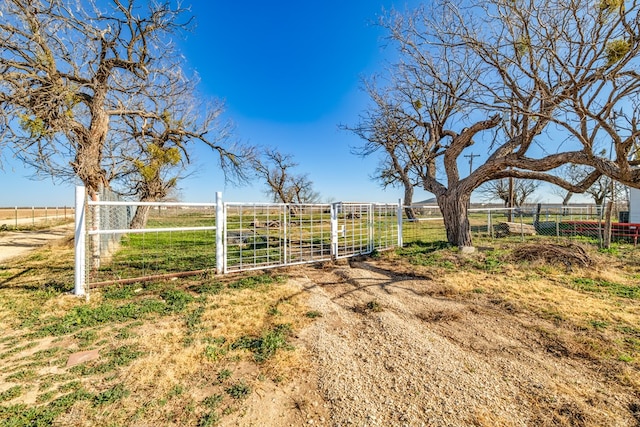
(3, 230), (639, 426)
(0, 224), (74, 264)
(221, 260), (640, 427)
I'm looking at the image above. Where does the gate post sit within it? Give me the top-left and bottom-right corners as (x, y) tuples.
(74, 186), (86, 296)
(215, 192), (224, 274)
(330, 203), (338, 260)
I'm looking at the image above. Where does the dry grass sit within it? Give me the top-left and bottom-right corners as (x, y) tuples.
(394, 240), (640, 391)
(1, 237), (639, 425)
(0, 240), (314, 426)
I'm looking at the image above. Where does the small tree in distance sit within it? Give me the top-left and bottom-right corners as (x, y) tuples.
(478, 179), (540, 208)
(252, 148), (320, 204)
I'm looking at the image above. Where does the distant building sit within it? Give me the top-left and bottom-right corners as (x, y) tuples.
(630, 188), (640, 222)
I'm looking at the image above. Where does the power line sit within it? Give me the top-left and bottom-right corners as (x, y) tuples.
(464, 152), (480, 175)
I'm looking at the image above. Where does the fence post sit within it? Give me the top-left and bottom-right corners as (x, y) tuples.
(397, 199), (403, 248)
(215, 192), (224, 274)
(74, 186), (86, 296)
(330, 203), (338, 260)
(14, 206), (17, 229)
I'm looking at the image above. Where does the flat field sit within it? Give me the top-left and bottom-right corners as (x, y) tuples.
(0, 232), (639, 426)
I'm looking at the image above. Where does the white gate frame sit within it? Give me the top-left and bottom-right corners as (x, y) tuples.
(74, 186), (404, 296)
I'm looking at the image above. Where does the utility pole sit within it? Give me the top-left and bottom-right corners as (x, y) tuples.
(464, 152), (480, 175)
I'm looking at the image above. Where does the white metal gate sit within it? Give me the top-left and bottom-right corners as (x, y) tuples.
(223, 203), (335, 273)
(332, 202), (374, 259)
(74, 186), (402, 294)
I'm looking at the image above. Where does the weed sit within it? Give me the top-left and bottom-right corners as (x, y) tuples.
(0, 385), (23, 402)
(109, 344), (143, 366)
(192, 281), (224, 295)
(0, 389), (93, 426)
(305, 310), (322, 318)
(232, 324), (293, 363)
(599, 246), (620, 256)
(367, 300), (383, 312)
(32, 347), (62, 360)
(589, 319), (609, 330)
(267, 305), (281, 316)
(185, 306), (205, 330)
(225, 381), (251, 399)
(6, 369), (36, 382)
(167, 384), (184, 398)
(102, 285), (138, 300)
(71, 344), (143, 376)
(58, 381), (82, 393)
(618, 354), (634, 363)
(93, 383), (130, 405)
(216, 369), (232, 384)
(572, 278), (639, 299)
(36, 390), (55, 403)
(74, 329), (98, 348)
(204, 344), (227, 361)
(198, 411), (220, 427)
(161, 289), (195, 313)
(228, 274), (282, 290)
(38, 299), (167, 336)
(0, 342), (38, 360)
(202, 393), (223, 409)
(115, 327), (135, 340)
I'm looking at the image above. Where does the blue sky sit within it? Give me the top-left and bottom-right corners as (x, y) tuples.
(0, 0), (432, 207)
(0, 0), (576, 207)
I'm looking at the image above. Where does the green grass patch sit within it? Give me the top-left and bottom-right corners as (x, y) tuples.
(225, 381), (251, 400)
(228, 274), (283, 290)
(572, 278), (639, 299)
(0, 385), (23, 402)
(70, 345), (143, 376)
(36, 297), (178, 337)
(231, 324), (293, 363)
(305, 310), (322, 319)
(0, 389), (93, 426)
(93, 383), (130, 405)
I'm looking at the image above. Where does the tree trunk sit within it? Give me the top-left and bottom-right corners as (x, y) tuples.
(438, 191), (473, 248)
(130, 205), (151, 229)
(403, 184), (417, 220)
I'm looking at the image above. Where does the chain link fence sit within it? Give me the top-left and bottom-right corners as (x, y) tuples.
(402, 203), (635, 247)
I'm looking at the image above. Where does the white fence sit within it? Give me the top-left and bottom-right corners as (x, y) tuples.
(74, 187), (402, 295)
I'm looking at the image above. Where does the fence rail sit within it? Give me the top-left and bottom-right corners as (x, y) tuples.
(0, 206), (73, 229)
(74, 187), (403, 295)
(74, 185), (633, 296)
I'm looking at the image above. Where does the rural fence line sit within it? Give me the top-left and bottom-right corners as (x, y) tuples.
(0, 206), (73, 229)
(74, 187), (402, 296)
(72, 185), (632, 296)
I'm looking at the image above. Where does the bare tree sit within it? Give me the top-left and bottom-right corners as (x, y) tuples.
(111, 75), (251, 228)
(346, 80), (426, 219)
(252, 148), (320, 204)
(478, 179), (540, 207)
(349, 0), (640, 247)
(557, 164), (628, 207)
(0, 0), (193, 200)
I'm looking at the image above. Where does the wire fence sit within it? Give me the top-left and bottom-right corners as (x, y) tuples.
(0, 206), (73, 229)
(74, 185), (635, 296)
